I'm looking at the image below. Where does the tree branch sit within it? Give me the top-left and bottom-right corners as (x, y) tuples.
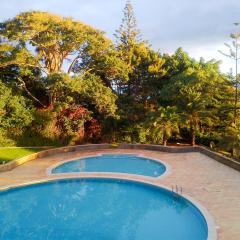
(67, 55), (81, 74)
(16, 76), (46, 108)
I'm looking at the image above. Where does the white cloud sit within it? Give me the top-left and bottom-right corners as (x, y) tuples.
(0, 0), (239, 72)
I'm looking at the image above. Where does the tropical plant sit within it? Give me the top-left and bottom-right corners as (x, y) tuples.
(146, 106), (179, 146)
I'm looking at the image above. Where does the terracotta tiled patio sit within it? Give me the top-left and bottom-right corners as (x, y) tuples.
(0, 149), (240, 240)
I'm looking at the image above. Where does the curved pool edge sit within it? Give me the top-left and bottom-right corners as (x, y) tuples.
(45, 153), (172, 180)
(0, 175), (217, 240)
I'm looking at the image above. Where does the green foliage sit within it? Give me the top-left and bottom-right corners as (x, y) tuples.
(14, 110), (62, 147)
(196, 132), (221, 147)
(145, 106), (179, 146)
(115, 0), (141, 46)
(0, 11), (126, 108)
(162, 48), (194, 78)
(0, 81), (33, 130)
(75, 74), (118, 117)
(219, 123), (240, 158)
(0, 11), (101, 73)
(0, 80), (34, 146)
(114, 1), (166, 129)
(0, 7), (239, 161)
(46, 73), (117, 117)
(0, 129), (16, 147)
(160, 59), (231, 145)
(0, 10), (128, 81)
(219, 32), (240, 124)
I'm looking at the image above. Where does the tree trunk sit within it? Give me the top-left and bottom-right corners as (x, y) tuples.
(163, 139), (167, 147)
(234, 39), (238, 124)
(163, 134), (168, 147)
(189, 118), (196, 146)
(234, 84), (238, 124)
(191, 129), (196, 146)
(68, 55), (81, 74)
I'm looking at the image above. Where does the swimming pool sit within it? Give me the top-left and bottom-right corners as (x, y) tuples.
(0, 178), (208, 240)
(51, 154), (167, 177)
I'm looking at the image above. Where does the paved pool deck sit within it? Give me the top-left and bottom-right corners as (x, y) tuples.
(0, 149), (239, 240)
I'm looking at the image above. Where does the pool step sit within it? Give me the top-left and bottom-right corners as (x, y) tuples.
(171, 185), (183, 195)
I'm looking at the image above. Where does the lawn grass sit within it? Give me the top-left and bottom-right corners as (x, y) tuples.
(0, 148), (44, 164)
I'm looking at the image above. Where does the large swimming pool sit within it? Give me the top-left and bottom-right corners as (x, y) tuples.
(0, 179), (208, 240)
(51, 154), (166, 177)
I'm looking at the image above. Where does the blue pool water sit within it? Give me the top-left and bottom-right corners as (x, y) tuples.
(0, 179), (208, 240)
(52, 154), (166, 177)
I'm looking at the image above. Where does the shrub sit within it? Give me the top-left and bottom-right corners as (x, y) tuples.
(0, 80), (34, 146)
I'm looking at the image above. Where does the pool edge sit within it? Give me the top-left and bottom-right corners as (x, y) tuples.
(0, 175), (217, 240)
(46, 153), (172, 180)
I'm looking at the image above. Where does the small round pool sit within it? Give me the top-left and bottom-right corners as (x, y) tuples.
(0, 178), (208, 240)
(51, 154), (166, 177)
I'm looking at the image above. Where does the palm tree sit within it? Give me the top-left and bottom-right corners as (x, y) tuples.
(220, 123), (240, 158)
(146, 106), (179, 146)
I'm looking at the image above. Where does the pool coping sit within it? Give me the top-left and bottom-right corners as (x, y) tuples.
(0, 174), (217, 240)
(45, 153), (172, 180)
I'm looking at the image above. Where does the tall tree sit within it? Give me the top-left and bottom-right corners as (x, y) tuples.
(114, 0), (145, 93)
(114, 1), (165, 125)
(0, 11), (111, 74)
(161, 58), (231, 145)
(219, 23), (240, 124)
(115, 0), (141, 45)
(0, 11), (126, 105)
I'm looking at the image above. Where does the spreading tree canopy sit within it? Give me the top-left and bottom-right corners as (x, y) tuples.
(0, 3), (238, 158)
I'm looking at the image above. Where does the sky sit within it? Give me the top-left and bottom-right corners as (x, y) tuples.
(1, 0), (240, 73)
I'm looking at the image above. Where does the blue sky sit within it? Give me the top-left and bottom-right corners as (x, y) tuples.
(1, 0), (240, 72)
